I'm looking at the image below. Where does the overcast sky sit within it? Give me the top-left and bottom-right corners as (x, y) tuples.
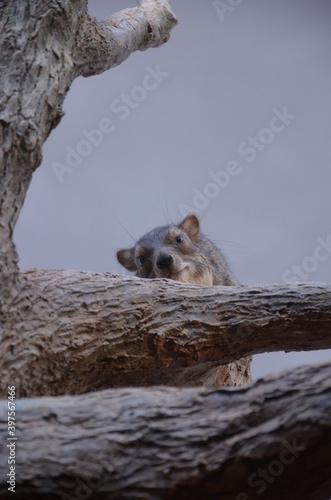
(14, 0), (331, 379)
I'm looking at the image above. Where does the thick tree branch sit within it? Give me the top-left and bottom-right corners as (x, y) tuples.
(0, 361), (330, 499)
(1, 269), (330, 397)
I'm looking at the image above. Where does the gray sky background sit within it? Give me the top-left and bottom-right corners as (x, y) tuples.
(14, 0), (331, 380)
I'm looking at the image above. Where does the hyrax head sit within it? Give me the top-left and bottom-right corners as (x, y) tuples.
(117, 214), (213, 285)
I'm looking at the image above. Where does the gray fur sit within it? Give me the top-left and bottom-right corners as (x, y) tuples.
(194, 234), (237, 286)
(117, 215), (237, 286)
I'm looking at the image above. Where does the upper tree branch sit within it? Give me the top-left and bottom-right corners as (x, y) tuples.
(2, 269), (330, 397)
(75, 0), (177, 77)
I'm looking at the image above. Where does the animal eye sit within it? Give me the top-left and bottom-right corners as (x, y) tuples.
(138, 255), (145, 266)
(175, 235), (185, 244)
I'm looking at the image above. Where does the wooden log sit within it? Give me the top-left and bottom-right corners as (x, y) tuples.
(1, 269), (330, 396)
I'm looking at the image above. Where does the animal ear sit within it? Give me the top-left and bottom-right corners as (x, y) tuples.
(178, 214), (200, 241)
(116, 248), (137, 272)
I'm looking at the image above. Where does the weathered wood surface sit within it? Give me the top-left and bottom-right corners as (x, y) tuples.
(0, 361), (330, 499)
(1, 269), (330, 397)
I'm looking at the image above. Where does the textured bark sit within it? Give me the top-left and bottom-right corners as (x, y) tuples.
(75, 1), (178, 77)
(1, 268), (330, 397)
(0, 0), (176, 294)
(0, 361), (330, 500)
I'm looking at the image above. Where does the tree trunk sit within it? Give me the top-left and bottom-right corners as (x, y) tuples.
(1, 269), (330, 397)
(0, 0), (177, 296)
(0, 361), (330, 499)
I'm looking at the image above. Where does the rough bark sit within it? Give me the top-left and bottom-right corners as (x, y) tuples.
(0, 361), (330, 500)
(1, 268), (330, 397)
(0, 0), (176, 295)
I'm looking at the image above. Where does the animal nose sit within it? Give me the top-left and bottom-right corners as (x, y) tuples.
(156, 254), (174, 270)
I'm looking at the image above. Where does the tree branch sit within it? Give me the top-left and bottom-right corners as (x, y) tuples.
(1, 361), (330, 499)
(74, 0), (177, 77)
(1, 269), (330, 397)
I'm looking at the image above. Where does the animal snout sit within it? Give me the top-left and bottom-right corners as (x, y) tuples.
(156, 254), (174, 270)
